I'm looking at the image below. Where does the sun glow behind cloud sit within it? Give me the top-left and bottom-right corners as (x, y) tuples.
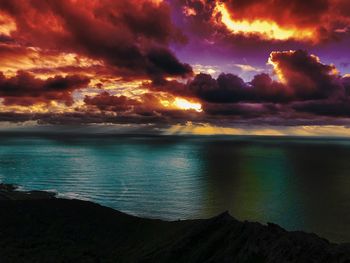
(161, 97), (202, 112)
(214, 3), (315, 41)
(173, 98), (202, 112)
(1, 0), (350, 135)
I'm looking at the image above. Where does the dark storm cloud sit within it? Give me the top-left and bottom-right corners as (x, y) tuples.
(33, 110), (198, 126)
(187, 73), (290, 103)
(188, 73), (246, 103)
(0, 71), (89, 106)
(292, 100), (350, 117)
(269, 50), (343, 100)
(143, 50), (350, 124)
(84, 92), (140, 112)
(184, 50), (343, 104)
(146, 47), (193, 80)
(0, 112), (34, 122)
(149, 79), (192, 97)
(59, 50), (350, 125)
(291, 76), (350, 117)
(163, 51), (335, 105)
(343, 76), (350, 95)
(0, 0), (192, 80)
(82, 91), (202, 124)
(202, 102), (279, 117)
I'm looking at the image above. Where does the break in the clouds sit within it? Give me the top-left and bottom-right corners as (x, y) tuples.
(1, 0), (350, 134)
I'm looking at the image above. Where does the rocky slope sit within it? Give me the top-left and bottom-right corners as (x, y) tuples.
(0, 184), (350, 263)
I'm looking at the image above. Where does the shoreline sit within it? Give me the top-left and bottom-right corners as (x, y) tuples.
(0, 183), (56, 200)
(1, 183), (350, 262)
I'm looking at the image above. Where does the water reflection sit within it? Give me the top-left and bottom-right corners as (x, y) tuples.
(1, 135), (350, 242)
(199, 141), (304, 229)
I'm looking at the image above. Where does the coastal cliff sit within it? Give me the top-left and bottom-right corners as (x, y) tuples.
(1, 184), (350, 263)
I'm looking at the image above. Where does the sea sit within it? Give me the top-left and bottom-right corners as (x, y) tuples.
(1, 133), (350, 242)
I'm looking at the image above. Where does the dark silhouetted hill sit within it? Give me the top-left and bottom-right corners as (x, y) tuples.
(1, 184), (350, 263)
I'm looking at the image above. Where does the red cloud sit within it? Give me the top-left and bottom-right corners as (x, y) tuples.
(0, 0), (192, 80)
(224, 0), (330, 28)
(177, 0), (350, 42)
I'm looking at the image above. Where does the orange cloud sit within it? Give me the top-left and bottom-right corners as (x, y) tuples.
(0, 11), (16, 36)
(161, 97), (202, 112)
(0, 44), (104, 78)
(0, 0), (191, 81)
(213, 2), (316, 41)
(209, 0), (350, 42)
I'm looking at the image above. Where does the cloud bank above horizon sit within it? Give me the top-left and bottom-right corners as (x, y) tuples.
(1, 0), (350, 135)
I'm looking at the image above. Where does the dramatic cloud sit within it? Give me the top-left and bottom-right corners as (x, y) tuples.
(83, 91), (202, 123)
(146, 50), (350, 123)
(218, 0), (328, 41)
(1, 0), (350, 133)
(187, 72), (288, 103)
(292, 99), (350, 117)
(268, 50), (343, 100)
(0, 0), (192, 80)
(176, 0), (350, 42)
(84, 92), (140, 113)
(173, 50), (342, 105)
(168, 0), (350, 75)
(0, 71), (89, 106)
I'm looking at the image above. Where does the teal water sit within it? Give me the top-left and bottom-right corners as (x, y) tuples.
(1, 134), (350, 242)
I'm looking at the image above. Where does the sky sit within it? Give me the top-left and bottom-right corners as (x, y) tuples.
(1, 0), (350, 135)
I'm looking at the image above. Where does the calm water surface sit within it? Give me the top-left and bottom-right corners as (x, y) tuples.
(1, 134), (350, 242)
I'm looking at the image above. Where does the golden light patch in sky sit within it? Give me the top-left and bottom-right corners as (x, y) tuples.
(193, 64), (219, 75)
(0, 47), (103, 78)
(182, 6), (197, 16)
(164, 123), (350, 137)
(234, 64), (261, 72)
(149, 0), (164, 6)
(267, 52), (287, 83)
(165, 123), (243, 135)
(0, 101), (69, 114)
(162, 97), (202, 112)
(165, 123), (287, 136)
(174, 98), (202, 112)
(214, 3), (315, 41)
(160, 97), (202, 112)
(0, 12), (16, 36)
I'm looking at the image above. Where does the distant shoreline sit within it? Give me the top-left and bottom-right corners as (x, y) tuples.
(1, 183), (350, 262)
(1, 130), (350, 140)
